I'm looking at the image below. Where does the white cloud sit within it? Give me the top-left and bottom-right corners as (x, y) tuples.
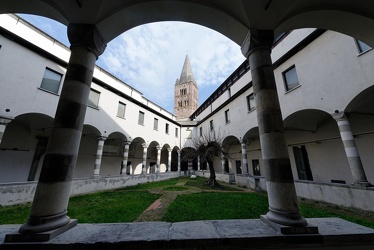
(18, 15), (245, 113)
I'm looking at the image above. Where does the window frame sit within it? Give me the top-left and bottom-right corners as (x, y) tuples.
(88, 88), (100, 109)
(355, 39), (372, 54)
(224, 109), (230, 124)
(116, 102), (126, 119)
(165, 123), (169, 134)
(153, 118), (158, 130)
(39, 68), (63, 94)
(282, 65), (300, 92)
(246, 93), (255, 112)
(138, 111), (145, 125)
(210, 120), (214, 131)
(175, 128), (179, 138)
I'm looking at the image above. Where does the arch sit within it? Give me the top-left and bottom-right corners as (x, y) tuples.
(283, 109), (332, 134)
(345, 85), (374, 115)
(128, 137), (146, 175)
(276, 8), (374, 47)
(0, 112), (54, 183)
(147, 141), (159, 173)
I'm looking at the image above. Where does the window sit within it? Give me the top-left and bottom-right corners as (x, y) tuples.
(293, 146), (313, 181)
(252, 159), (261, 176)
(175, 128), (179, 138)
(199, 127), (203, 136)
(283, 65), (300, 91)
(40, 68), (62, 94)
(88, 89), (100, 108)
(225, 109), (230, 124)
(117, 102), (126, 118)
(356, 39), (371, 53)
(138, 111), (145, 125)
(228, 88), (231, 98)
(246, 94), (255, 111)
(153, 118), (158, 130)
(165, 123), (169, 134)
(210, 120), (214, 131)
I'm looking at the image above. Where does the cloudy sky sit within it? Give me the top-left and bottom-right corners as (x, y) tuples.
(19, 14), (245, 113)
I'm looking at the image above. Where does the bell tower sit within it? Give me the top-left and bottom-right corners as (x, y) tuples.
(174, 55), (199, 120)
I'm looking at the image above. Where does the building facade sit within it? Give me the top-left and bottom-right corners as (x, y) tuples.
(0, 14), (373, 212)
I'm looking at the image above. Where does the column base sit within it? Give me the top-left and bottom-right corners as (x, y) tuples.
(261, 215), (318, 234)
(5, 219), (77, 242)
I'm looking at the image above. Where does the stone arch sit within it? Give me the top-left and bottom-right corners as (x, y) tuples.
(128, 137), (146, 175)
(99, 132), (128, 176)
(0, 112), (53, 183)
(222, 135), (241, 174)
(242, 127), (261, 176)
(160, 144), (170, 173)
(75, 125), (101, 178)
(147, 141), (160, 173)
(283, 109), (353, 183)
(171, 146), (180, 172)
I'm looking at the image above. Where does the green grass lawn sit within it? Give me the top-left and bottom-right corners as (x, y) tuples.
(1, 177), (373, 229)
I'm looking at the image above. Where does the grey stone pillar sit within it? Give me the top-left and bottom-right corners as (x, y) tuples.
(332, 112), (371, 186)
(187, 159), (193, 175)
(167, 148), (172, 172)
(242, 30), (307, 227)
(197, 155), (201, 171)
(241, 140), (249, 174)
(142, 143), (148, 174)
(121, 142), (131, 175)
(18, 24), (106, 234)
(177, 150), (181, 173)
(93, 136), (105, 177)
(0, 124), (6, 144)
(156, 146), (161, 173)
(221, 152), (225, 173)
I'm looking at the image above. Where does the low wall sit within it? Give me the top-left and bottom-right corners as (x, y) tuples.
(0, 172), (180, 206)
(294, 180), (374, 211)
(197, 172), (374, 212)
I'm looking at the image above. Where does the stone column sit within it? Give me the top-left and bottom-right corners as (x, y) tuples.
(93, 136), (105, 177)
(187, 158), (192, 175)
(18, 24), (106, 234)
(221, 152), (225, 173)
(142, 143), (148, 174)
(241, 140), (249, 174)
(121, 141), (131, 175)
(0, 124), (6, 144)
(197, 155), (201, 171)
(156, 146), (161, 173)
(177, 150), (181, 173)
(167, 148), (172, 172)
(332, 111), (371, 186)
(241, 29), (306, 227)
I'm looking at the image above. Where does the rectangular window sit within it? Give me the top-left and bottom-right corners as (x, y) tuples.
(175, 128), (179, 138)
(40, 68), (62, 94)
(199, 127), (203, 136)
(228, 88), (231, 98)
(293, 146), (313, 181)
(210, 120), (214, 131)
(153, 118), (158, 130)
(246, 94), (255, 111)
(88, 89), (100, 108)
(283, 65), (300, 91)
(138, 111), (145, 125)
(117, 102), (126, 118)
(252, 159), (261, 176)
(165, 123), (169, 134)
(356, 39), (371, 53)
(225, 109), (230, 124)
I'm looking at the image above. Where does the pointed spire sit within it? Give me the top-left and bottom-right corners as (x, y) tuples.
(178, 55), (197, 86)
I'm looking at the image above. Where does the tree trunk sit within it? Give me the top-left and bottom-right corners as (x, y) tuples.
(205, 161), (221, 187)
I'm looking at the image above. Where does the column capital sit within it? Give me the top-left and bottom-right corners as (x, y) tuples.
(68, 23), (107, 59)
(96, 136), (107, 141)
(241, 29), (274, 58)
(142, 143), (148, 148)
(240, 139), (247, 145)
(156, 145), (162, 150)
(177, 150), (181, 154)
(331, 111), (349, 121)
(167, 148), (172, 152)
(123, 141), (131, 146)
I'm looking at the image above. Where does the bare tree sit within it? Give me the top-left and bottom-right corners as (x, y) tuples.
(182, 128), (230, 187)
